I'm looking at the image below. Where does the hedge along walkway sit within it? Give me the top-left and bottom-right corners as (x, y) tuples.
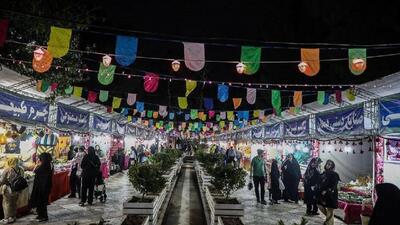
(14, 172), (136, 225)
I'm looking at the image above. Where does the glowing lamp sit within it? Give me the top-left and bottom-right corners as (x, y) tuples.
(102, 55), (112, 67)
(298, 61), (309, 73)
(171, 60), (181, 72)
(351, 58), (366, 72)
(236, 63), (245, 74)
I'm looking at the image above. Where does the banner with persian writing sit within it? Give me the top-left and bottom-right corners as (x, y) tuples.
(92, 114), (112, 133)
(252, 126), (264, 139)
(264, 123), (281, 139)
(56, 104), (89, 131)
(126, 125), (137, 135)
(283, 117), (310, 138)
(316, 106), (364, 136)
(113, 121), (126, 135)
(380, 97), (400, 134)
(0, 91), (49, 124)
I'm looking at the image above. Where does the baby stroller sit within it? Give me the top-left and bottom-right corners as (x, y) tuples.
(94, 171), (107, 203)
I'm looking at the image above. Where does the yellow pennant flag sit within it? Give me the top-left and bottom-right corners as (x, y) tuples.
(112, 97), (122, 109)
(72, 86), (82, 98)
(227, 111), (234, 121)
(219, 121), (226, 128)
(178, 97), (188, 109)
(253, 110), (259, 118)
(47, 26), (72, 58)
(185, 80), (197, 96)
(127, 116), (132, 122)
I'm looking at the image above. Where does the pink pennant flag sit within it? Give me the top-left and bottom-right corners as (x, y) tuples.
(127, 93), (137, 106)
(87, 91), (97, 103)
(246, 88), (256, 105)
(144, 72), (160, 93)
(183, 42), (205, 71)
(159, 105), (168, 118)
(208, 111), (215, 119)
(50, 83), (58, 92)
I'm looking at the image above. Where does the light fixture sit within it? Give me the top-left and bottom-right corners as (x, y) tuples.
(236, 62), (245, 74)
(298, 61), (309, 73)
(102, 55), (112, 67)
(171, 60), (181, 72)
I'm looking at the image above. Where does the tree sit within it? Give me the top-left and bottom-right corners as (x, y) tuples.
(128, 163), (166, 201)
(210, 164), (246, 200)
(0, 0), (99, 102)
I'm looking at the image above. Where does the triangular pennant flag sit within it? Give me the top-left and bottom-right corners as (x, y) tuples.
(233, 98), (242, 109)
(220, 111), (226, 120)
(185, 80), (197, 96)
(169, 113), (175, 120)
(241, 46), (261, 75)
(87, 91), (97, 103)
(112, 97), (122, 109)
(178, 97), (188, 109)
(127, 93), (137, 106)
(99, 90), (109, 102)
(346, 88), (356, 101)
(317, 91), (325, 105)
(227, 111), (235, 121)
(271, 90), (281, 116)
(335, 90), (342, 104)
(204, 98), (214, 110)
(293, 91), (303, 107)
(136, 101), (144, 112)
(208, 111), (215, 119)
(115, 35), (138, 66)
(185, 114), (190, 121)
(47, 26), (72, 58)
(246, 88), (256, 104)
(218, 84), (229, 102)
(64, 85), (73, 95)
(0, 19), (9, 47)
(183, 42), (205, 71)
(144, 72), (160, 93)
(147, 111), (153, 118)
(98, 63), (116, 85)
(258, 110), (265, 120)
(50, 83), (58, 92)
(299, 48), (320, 76)
(190, 109), (198, 120)
(153, 111), (159, 119)
(32, 48), (53, 73)
(159, 105), (168, 118)
(349, 48), (367, 75)
(73, 86), (82, 98)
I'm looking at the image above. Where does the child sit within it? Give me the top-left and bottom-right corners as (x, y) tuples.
(94, 171), (107, 203)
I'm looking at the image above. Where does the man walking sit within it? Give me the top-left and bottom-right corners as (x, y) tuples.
(250, 149), (268, 205)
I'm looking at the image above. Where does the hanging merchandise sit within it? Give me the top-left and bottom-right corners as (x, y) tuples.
(246, 88), (257, 105)
(349, 48), (367, 75)
(127, 93), (137, 106)
(204, 98), (214, 110)
(271, 90), (282, 116)
(218, 84), (229, 102)
(98, 63), (116, 85)
(208, 111), (215, 119)
(335, 90), (342, 103)
(99, 90), (109, 102)
(32, 48), (53, 73)
(0, 19), (8, 47)
(240, 46), (261, 75)
(47, 26), (72, 58)
(345, 88), (356, 101)
(87, 91), (97, 103)
(136, 101), (144, 112)
(115, 35), (138, 66)
(227, 111), (235, 121)
(159, 105), (168, 118)
(112, 97), (122, 109)
(183, 42), (205, 71)
(73, 86), (82, 98)
(220, 111), (227, 120)
(233, 98), (242, 109)
(191, 109), (199, 120)
(293, 91), (303, 107)
(144, 72), (160, 93)
(185, 80), (197, 97)
(298, 48), (320, 76)
(64, 85), (73, 95)
(169, 112), (175, 120)
(178, 97), (188, 109)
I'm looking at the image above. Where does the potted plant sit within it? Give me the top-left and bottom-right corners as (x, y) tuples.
(209, 164), (246, 217)
(124, 163), (167, 219)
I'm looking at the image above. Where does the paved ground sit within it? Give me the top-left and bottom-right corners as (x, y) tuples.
(12, 171), (349, 225)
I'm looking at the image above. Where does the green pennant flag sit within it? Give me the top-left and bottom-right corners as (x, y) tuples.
(317, 91), (325, 105)
(98, 63), (116, 85)
(271, 90), (281, 114)
(349, 48), (367, 75)
(41, 80), (50, 92)
(64, 85), (73, 94)
(147, 110), (153, 118)
(99, 90), (109, 102)
(216, 114), (221, 121)
(190, 109), (198, 120)
(240, 46), (261, 75)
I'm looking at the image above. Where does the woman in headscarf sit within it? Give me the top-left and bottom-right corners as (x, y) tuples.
(270, 159), (281, 205)
(303, 157), (322, 215)
(30, 153), (53, 222)
(281, 153), (301, 203)
(369, 183), (400, 225)
(80, 146), (100, 206)
(68, 147), (85, 199)
(317, 160), (340, 225)
(0, 157), (24, 224)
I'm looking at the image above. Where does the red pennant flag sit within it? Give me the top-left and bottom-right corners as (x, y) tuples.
(50, 83), (58, 91)
(0, 19), (9, 47)
(335, 90), (342, 104)
(88, 91), (98, 103)
(107, 106), (113, 113)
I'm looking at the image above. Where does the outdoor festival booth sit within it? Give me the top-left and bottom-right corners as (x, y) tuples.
(315, 105), (373, 224)
(91, 114), (113, 179)
(109, 120), (126, 174)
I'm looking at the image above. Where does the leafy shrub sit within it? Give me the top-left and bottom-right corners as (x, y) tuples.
(128, 163), (166, 200)
(210, 164), (246, 200)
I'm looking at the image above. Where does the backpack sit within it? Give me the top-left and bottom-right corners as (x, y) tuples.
(9, 168), (28, 192)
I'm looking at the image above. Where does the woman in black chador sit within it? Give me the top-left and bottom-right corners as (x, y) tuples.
(303, 157), (322, 215)
(281, 153), (301, 203)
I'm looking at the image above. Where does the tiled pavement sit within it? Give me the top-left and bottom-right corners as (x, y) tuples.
(12, 172), (348, 225)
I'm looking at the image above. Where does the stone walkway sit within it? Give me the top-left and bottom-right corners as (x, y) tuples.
(14, 172), (135, 225)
